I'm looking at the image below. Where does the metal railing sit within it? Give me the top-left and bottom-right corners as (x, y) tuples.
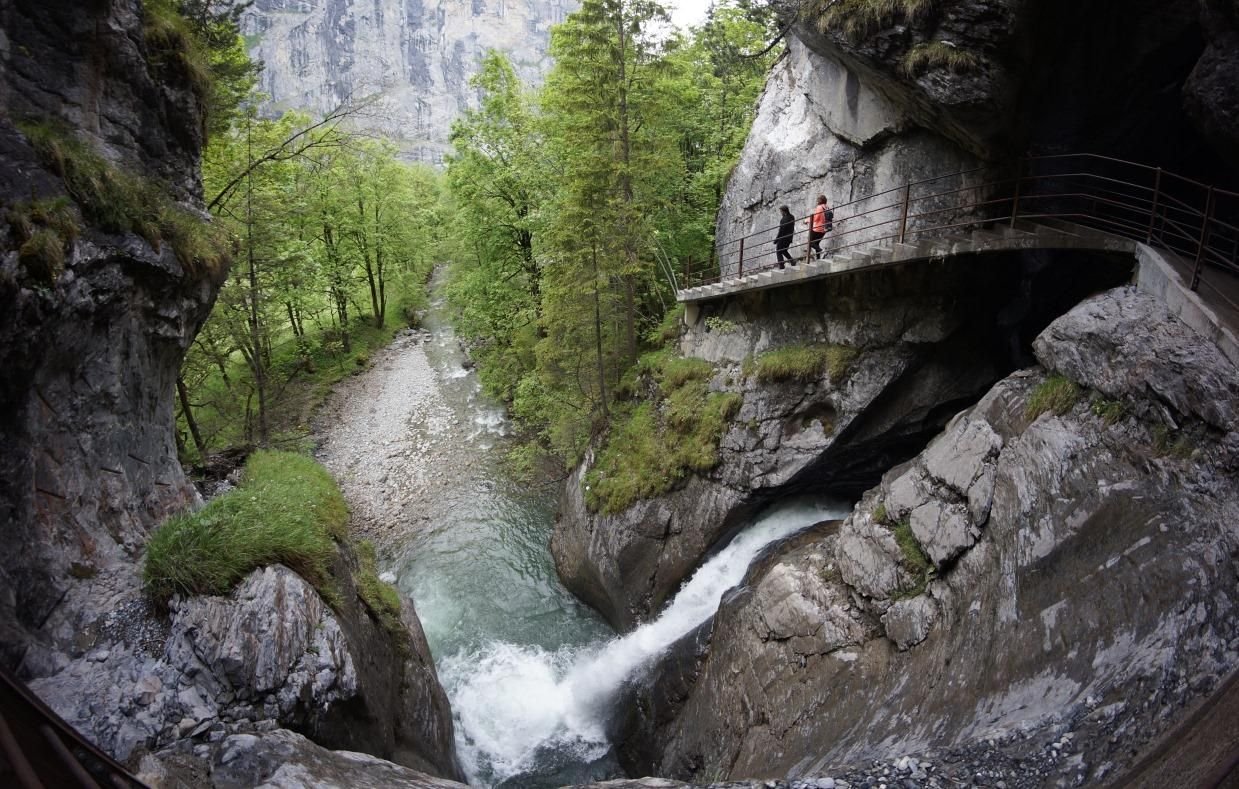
(689, 154), (1239, 315)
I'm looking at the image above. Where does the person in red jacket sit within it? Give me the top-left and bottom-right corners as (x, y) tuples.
(808, 195), (833, 260)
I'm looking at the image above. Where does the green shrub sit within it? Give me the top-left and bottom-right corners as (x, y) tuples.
(650, 304), (685, 344)
(18, 229), (67, 285)
(143, 450), (348, 605)
(1025, 374), (1081, 421)
(754, 343), (857, 383)
(584, 354), (742, 514)
(900, 41), (980, 76)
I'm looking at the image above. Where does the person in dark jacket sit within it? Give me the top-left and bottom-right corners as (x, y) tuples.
(774, 205), (795, 268)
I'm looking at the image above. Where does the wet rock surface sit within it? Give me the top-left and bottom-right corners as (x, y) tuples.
(629, 287), (1239, 784)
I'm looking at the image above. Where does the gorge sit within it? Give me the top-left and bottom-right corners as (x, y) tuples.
(1, 0), (1238, 787)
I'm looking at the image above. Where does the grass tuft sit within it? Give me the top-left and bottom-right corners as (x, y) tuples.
(143, 450), (348, 605)
(900, 41), (980, 76)
(585, 354), (742, 514)
(143, 0), (215, 101)
(753, 343), (858, 384)
(1025, 374), (1081, 421)
(889, 517), (934, 597)
(18, 229), (67, 285)
(818, 0), (938, 41)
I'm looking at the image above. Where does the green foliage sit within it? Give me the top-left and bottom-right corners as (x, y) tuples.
(143, 450), (347, 605)
(354, 540), (406, 643)
(143, 0), (259, 138)
(900, 41), (980, 76)
(704, 316), (737, 333)
(817, 0), (937, 41)
(1090, 396), (1127, 426)
(585, 354), (742, 514)
(1025, 374), (1081, 421)
(442, 2), (772, 470)
(753, 343), (858, 383)
(19, 120), (229, 280)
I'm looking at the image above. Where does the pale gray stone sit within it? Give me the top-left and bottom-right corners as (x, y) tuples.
(1033, 288), (1239, 431)
(908, 500), (976, 567)
(881, 596), (939, 651)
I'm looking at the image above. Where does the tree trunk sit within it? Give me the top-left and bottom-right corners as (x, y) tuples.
(177, 376), (208, 459)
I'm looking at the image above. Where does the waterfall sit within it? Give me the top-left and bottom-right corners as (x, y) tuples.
(439, 498), (845, 786)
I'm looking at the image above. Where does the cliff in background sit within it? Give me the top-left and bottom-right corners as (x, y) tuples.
(244, 0), (577, 163)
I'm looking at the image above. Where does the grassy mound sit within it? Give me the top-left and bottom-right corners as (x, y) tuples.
(143, 450), (348, 605)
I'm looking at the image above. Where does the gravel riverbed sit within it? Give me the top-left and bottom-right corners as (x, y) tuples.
(314, 327), (475, 550)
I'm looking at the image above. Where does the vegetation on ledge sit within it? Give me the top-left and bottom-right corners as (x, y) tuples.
(143, 450), (347, 605)
(584, 353), (742, 515)
(753, 343), (858, 384)
(1025, 374), (1081, 421)
(18, 119), (230, 281)
(816, 0), (937, 41)
(900, 41), (980, 76)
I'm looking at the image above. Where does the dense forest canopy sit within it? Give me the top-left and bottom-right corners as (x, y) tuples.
(170, 0), (776, 471)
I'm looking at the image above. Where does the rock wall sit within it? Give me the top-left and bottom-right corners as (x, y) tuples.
(552, 249), (1133, 630)
(630, 288), (1239, 782)
(717, 0), (1233, 277)
(0, 3), (464, 782)
(0, 0), (215, 676)
(245, 0), (576, 164)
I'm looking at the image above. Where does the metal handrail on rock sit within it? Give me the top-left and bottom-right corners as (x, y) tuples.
(687, 153), (1239, 315)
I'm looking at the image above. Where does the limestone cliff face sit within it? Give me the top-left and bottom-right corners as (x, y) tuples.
(0, 0), (214, 676)
(634, 288), (1239, 783)
(245, 0), (575, 163)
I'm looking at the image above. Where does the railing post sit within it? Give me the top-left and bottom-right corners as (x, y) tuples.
(898, 183), (911, 243)
(1190, 186), (1214, 292)
(1145, 167), (1162, 244)
(1009, 159), (1023, 228)
(737, 237), (745, 277)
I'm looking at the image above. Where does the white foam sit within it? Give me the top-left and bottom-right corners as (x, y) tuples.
(440, 498), (844, 785)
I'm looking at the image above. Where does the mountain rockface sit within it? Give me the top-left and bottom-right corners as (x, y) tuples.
(245, 0), (576, 163)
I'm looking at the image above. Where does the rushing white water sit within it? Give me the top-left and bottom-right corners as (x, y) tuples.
(439, 498), (846, 786)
